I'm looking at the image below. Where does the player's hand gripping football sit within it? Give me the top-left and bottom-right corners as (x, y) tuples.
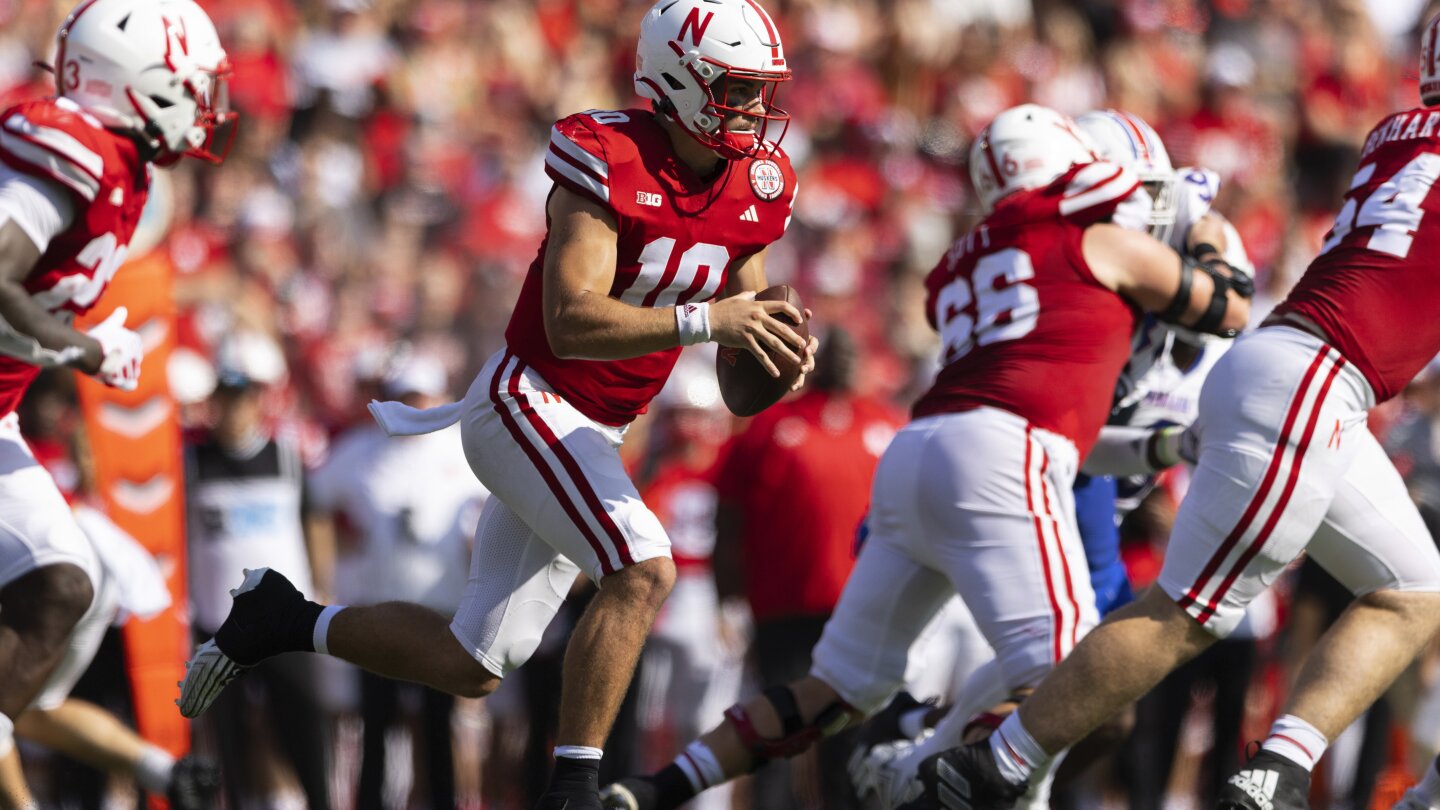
(84, 306), (144, 391)
(709, 290), (808, 379)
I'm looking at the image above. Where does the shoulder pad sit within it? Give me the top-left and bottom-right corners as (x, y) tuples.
(1057, 161), (1143, 224)
(0, 100), (109, 203)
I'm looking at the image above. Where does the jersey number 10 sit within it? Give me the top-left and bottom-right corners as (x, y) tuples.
(936, 248), (1040, 365)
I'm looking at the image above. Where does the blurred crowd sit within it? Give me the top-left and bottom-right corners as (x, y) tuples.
(5, 0), (1440, 807)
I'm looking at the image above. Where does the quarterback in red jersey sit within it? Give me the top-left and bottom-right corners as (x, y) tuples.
(600, 103), (1249, 810)
(179, 1), (812, 807)
(933, 17), (1440, 810)
(0, 0), (232, 800)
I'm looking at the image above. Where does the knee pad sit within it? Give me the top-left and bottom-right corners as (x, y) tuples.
(723, 685), (855, 768)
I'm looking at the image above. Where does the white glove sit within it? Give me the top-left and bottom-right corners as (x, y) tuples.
(86, 307), (143, 391)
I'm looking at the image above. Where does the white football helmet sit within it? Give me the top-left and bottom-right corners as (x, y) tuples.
(1423, 12), (1440, 107)
(1076, 110), (1178, 242)
(55, 0), (235, 164)
(633, 0), (790, 160)
(969, 104), (1096, 213)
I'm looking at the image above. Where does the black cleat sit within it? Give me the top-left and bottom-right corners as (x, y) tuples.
(177, 568), (318, 717)
(903, 742), (1027, 810)
(536, 789), (603, 809)
(166, 754), (221, 810)
(855, 690), (936, 754)
(1216, 750), (1311, 810)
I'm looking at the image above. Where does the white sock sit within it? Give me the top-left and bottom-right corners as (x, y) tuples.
(134, 745), (175, 794)
(674, 740), (726, 792)
(312, 605), (345, 656)
(1260, 714), (1328, 771)
(554, 745), (603, 761)
(989, 713), (1050, 786)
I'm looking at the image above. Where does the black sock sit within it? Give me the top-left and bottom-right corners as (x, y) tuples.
(216, 574), (325, 664)
(549, 755), (600, 794)
(651, 764), (698, 808)
(286, 599), (325, 655)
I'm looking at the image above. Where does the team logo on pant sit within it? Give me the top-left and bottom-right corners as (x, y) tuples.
(749, 159), (784, 201)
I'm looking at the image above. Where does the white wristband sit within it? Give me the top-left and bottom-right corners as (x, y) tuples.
(676, 302), (712, 346)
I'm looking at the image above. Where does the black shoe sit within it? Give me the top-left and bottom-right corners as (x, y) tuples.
(536, 789), (603, 810)
(1216, 750), (1311, 810)
(903, 742), (1027, 810)
(166, 754), (221, 810)
(855, 691), (935, 754)
(177, 568), (317, 718)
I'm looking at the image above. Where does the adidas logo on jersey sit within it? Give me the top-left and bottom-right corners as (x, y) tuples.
(1228, 769), (1279, 810)
(739, 204), (759, 222)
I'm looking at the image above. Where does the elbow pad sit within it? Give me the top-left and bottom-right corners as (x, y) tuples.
(1159, 256), (1253, 338)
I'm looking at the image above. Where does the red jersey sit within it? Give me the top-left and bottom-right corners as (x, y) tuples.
(716, 390), (903, 621)
(912, 162), (1142, 457)
(0, 98), (150, 416)
(505, 109), (796, 426)
(1275, 107), (1440, 403)
(641, 456), (722, 571)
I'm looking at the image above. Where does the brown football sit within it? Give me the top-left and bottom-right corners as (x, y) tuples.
(715, 285), (809, 417)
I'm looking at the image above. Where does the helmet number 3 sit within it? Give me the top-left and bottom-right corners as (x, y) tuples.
(936, 248), (1040, 365)
(63, 60), (80, 92)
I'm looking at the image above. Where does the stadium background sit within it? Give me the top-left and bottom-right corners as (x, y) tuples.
(4, 0), (1440, 807)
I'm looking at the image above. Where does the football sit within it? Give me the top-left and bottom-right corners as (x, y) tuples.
(715, 285), (810, 417)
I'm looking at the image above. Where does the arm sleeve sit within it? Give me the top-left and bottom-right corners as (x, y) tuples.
(0, 161), (75, 253)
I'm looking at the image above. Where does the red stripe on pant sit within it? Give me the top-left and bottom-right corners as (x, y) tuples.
(1037, 451), (1082, 651)
(1024, 426), (1067, 662)
(487, 351), (616, 576)
(1177, 346), (1331, 613)
(508, 357), (637, 569)
(1195, 354), (1345, 624)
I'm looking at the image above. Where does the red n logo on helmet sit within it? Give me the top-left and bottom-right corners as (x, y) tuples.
(678, 7), (715, 47)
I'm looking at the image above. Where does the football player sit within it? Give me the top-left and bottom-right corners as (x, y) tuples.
(930, 16), (1440, 810)
(0, 0), (232, 802)
(601, 103), (1250, 810)
(177, 1), (815, 807)
(848, 108), (1260, 809)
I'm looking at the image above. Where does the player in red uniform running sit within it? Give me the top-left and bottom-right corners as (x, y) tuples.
(0, 0), (232, 803)
(600, 103), (1251, 810)
(929, 17), (1440, 810)
(177, 1), (813, 807)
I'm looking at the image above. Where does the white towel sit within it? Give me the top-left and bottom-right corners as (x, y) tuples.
(368, 399), (465, 437)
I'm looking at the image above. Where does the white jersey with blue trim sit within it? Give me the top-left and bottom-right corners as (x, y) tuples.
(1112, 166), (1250, 413)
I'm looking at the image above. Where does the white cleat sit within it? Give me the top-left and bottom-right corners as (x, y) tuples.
(176, 568), (270, 718)
(176, 639), (248, 718)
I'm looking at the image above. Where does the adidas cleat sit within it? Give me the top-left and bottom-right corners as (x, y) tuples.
(1216, 750), (1311, 810)
(178, 568), (317, 718)
(903, 742), (1026, 810)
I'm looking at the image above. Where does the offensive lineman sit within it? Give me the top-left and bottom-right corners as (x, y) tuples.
(930, 15), (1440, 810)
(848, 108), (1258, 808)
(601, 103), (1250, 810)
(177, 1), (815, 807)
(0, 0), (233, 803)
